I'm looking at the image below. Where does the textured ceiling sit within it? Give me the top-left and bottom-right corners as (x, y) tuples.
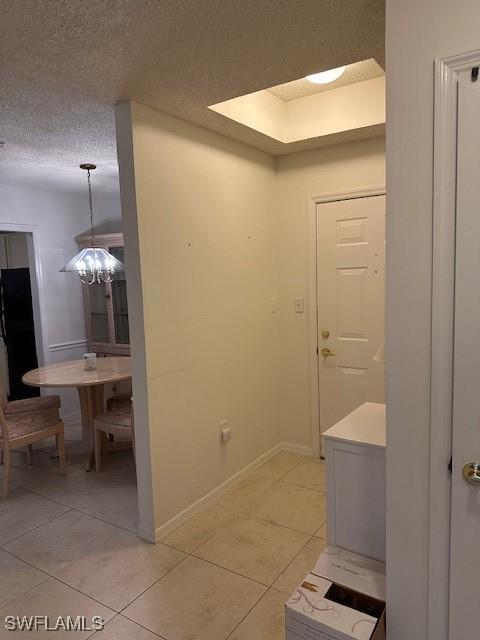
(267, 58), (384, 102)
(0, 0), (384, 194)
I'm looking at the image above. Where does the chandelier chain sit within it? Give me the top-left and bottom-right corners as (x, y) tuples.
(86, 168), (96, 248)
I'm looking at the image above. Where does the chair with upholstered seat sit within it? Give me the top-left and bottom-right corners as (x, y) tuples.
(0, 378), (61, 465)
(4, 394), (61, 417)
(93, 400), (134, 472)
(0, 407), (66, 498)
(1, 379), (61, 419)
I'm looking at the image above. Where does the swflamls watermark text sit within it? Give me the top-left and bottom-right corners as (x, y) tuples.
(4, 615), (105, 632)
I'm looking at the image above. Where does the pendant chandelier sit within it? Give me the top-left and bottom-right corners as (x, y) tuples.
(61, 163), (124, 285)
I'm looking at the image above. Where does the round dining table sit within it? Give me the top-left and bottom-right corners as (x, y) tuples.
(22, 356), (132, 471)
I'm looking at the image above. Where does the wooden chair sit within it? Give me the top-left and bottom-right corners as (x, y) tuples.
(93, 400), (134, 472)
(0, 407), (66, 498)
(0, 377), (61, 418)
(0, 378), (61, 464)
(105, 393), (131, 443)
(106, 392), (131, 411)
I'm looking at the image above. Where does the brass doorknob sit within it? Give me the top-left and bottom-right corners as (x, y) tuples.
(463, 462), (480, 486)
(321, 346), (336, 357)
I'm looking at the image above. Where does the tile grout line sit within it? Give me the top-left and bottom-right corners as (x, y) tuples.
(224, 585), (268, 640)
(33, 574), (118, 620)
(0, 506), (74, 548)
(275, 455), (310, 481)
(6, 453), (136, 510)
(71, 503), (138, 534)
(0, 559), (117, 625)
(118, 553), (191, 618)
(0, 548), (53, 610)
(270, 528), (330, 595)
(219, 536), (321, 636)
(251, 512), (324, 536)
(2, 513), (128, 583)
(187, 553), (273, 590)
(277, 479), (327, 494)
(6, 476), (125, 511)
(225, 586), (295, 639)
(5, 481), (79, 510)
(3, 467), (138, 537)
(71, 471), (138, 508)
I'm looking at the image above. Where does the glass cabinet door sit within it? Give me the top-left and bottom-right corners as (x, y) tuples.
(89, 282), (109, 344)
(109, 246), (129, 345)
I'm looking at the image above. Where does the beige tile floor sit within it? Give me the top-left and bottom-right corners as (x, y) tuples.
(0, 448), (327, 639)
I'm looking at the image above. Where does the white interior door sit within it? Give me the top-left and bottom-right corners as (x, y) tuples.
(316, 195), (385, 437)
(449, 72), (480, 637)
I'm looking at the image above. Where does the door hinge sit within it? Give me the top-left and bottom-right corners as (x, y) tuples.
(471, 66), (479, 82)
(448, 457), (452, 474)
(316, 346), (319, 355)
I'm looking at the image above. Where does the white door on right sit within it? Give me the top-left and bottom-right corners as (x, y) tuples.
(449, 72), (480, 637)
(316, 195), (385, 438)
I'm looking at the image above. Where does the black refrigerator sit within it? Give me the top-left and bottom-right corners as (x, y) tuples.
(0, 268), (39, 400)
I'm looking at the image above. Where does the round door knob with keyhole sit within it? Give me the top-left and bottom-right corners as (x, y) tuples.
(320, 346), (336, 357)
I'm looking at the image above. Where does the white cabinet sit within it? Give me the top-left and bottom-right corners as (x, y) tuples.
(322, 402), (386, 562)
(76, 233), (130, 356)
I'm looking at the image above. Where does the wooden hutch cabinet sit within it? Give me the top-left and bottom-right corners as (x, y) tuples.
(76, 233), (130, 356)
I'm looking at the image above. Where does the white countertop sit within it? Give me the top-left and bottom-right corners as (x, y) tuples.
(322, 402), (386, 448)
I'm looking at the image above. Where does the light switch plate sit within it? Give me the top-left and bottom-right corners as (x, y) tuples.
(294, 297), (305, 313)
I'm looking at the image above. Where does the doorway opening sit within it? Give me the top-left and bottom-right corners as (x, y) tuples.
(0, 231), (40, 402)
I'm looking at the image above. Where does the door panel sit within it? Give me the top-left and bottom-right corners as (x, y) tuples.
(336, 267), (368, 339)
(449, 73), (480, 637)
(317, 196), (385, 437)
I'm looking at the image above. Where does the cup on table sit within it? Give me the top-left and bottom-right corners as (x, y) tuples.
(84, 352), (97, 371)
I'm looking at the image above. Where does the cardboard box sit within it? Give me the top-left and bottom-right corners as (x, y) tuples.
(312, 546), (386, 601)
(285, 546), (386, 640)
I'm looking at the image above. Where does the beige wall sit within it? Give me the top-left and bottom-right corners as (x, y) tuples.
(275, 137), (386, 448)
(117, 102), (282, 536)
(117, 100), (385, 539)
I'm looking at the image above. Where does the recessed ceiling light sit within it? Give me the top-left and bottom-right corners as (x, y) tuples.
(305, 66), (346, 84)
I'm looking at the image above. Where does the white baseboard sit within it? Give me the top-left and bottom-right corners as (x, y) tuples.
(281, 442), (314, 457)
(152, 441), (314, 543)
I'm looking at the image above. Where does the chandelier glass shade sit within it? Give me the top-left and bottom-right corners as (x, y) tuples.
(61, 247), (124, 284)
(60, 163), (124, 285)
